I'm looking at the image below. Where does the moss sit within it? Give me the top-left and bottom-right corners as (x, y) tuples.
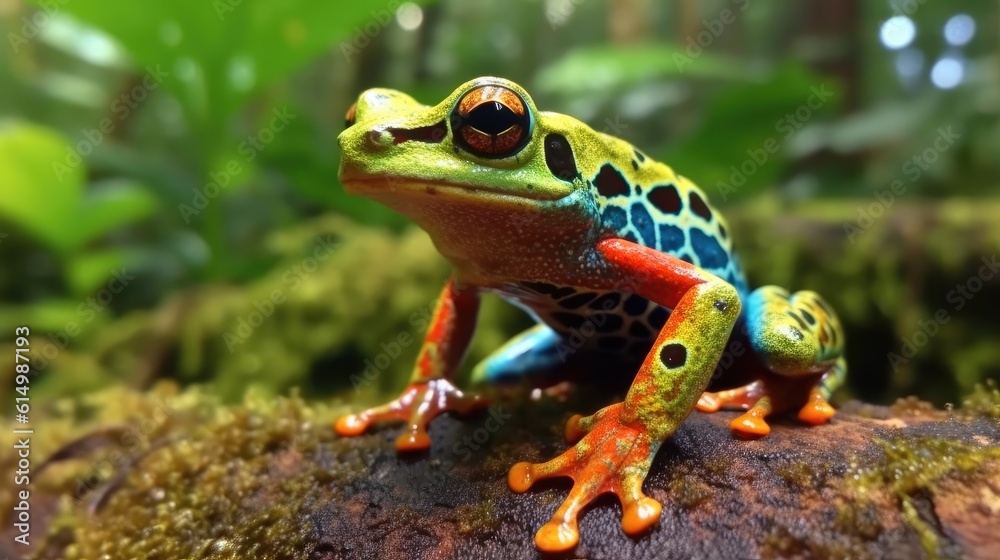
(759, 523), (860, 560)
(834, 500), (881, 540)
(846, 432), (1000, 559)
(12, 385), (358, 560)
(453, 502), (500, 535)
(775, 461), (820, 489)
(666, 476), (713, 508)
(889, 396), (942, 418)
(962, 379), (1000, 420)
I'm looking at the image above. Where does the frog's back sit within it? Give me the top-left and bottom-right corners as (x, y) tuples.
(500, 133), (748, 357)
(590, 132), (747, 294)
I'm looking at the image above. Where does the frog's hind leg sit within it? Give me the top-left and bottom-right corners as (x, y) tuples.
(698, 286), (846, 438)
(472, 323), (570, 385)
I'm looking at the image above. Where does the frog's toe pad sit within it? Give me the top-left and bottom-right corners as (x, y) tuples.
(622, 496), (662, 536)
(730, 411), (771, 438)
(536, 519), (581, 553)
(563, 413), (586, 444)
(333, 414), (371, 437)
(797, 390), (835, 425)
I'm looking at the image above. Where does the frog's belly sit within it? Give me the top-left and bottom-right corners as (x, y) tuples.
(493, 282), (669, 358)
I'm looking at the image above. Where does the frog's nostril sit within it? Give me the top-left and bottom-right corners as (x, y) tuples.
(365, 128), (394, 151)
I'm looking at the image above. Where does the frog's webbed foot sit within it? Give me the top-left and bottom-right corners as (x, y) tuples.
(697, 380), (775, 438)
(696, 379), (766, 413)
(696, 364), (842, 438)
(508, 403), (662, 553)
(334, 379), (486, 451)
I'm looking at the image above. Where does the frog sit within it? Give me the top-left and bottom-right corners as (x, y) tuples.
(334, 77), (846, 553)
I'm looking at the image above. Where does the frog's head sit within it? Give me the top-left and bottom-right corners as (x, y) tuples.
(338, 77), (604, 219)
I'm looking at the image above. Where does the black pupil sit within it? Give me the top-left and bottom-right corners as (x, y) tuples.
(465, 101), (520, 135)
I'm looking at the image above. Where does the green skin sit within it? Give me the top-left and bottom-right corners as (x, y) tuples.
(336, 77), (846, 553)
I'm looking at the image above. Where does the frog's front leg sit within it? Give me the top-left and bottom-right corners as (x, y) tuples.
(334, 276), (486, 451)
(508, 239), (741, 553)
(697, 286), (846, 437)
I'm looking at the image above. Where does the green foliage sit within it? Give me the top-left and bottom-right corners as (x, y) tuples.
(0, 121), (158, 294)
(535, 44), (760, 96)
(0, 121), (84, 254)
(668, 63), (840, 200)
(35, 0), (435, 142)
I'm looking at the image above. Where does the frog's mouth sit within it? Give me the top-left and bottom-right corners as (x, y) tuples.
(340, 171), (570, 203)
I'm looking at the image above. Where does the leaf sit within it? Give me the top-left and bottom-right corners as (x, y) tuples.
(535, 44), (763, 96)
(77, 179), (160, 245)
(666, 63), (841, 201)
(39, 0), (439, 134)
(0, 299), (90, 335)
(67, 249), (128, 296)
(0, 121), (84, 254)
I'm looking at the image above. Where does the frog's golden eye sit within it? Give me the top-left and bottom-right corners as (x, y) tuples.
(344, 102), (357, 129)
(452, 85), (531, 159)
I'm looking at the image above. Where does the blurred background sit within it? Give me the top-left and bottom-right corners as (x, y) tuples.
(1, 0), (997, 408)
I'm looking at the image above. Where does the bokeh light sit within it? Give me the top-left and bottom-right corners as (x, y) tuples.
(879, 16), (916, 50)
(930, 56), (964, 89)
(943, 14), (975, 46)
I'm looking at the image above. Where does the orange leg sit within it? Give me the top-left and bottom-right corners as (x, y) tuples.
(509, 239), (742, 552)
(334, 277), (486, 451)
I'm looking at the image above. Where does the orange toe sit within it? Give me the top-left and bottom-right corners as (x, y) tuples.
(507, 461), (534, 493)
(731, 412), (771, 438)
(333, 414), (369, 437)
(564, 413), (585, 443)
(535, 520), (579, 553)
(798, 392), (835, 425)
(622, 496), (662, 536)
(395, 425), (432, 451)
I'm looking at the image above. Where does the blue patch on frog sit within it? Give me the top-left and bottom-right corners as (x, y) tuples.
(690, 228), (729, 269)
(630, 202), (656, 247)
(601, 206), (628, 232)
(658, 224), (686, 252)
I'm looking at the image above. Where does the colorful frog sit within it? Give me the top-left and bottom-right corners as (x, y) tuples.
(334, 77), (846, 553)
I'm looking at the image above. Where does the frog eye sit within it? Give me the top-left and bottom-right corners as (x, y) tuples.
(452, 85), (531, 159)
(344, 102), (357, 129)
